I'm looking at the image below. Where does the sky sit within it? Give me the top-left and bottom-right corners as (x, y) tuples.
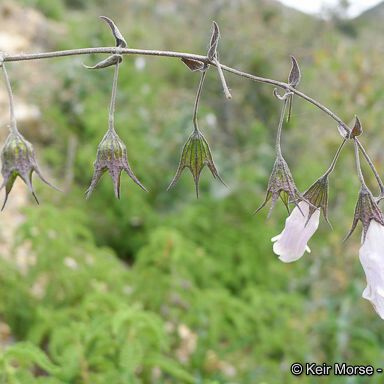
(277, 0), (383, 18)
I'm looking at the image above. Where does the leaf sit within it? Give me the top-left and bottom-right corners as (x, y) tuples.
(351, 115), (363, 138)
(207, 21), (220, 61)
(119, 342), (144, 372)
(147, 356), (195, 384)
(181, 58), (206, 72)
(288, 56), (301, 87)
(83, 54), (122, 69)
(99, 16), (127, 48)
(4, 342), (59, 374)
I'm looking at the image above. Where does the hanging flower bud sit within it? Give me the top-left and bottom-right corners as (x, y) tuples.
(0, 132), (57, 210)
(254, 155), (304, 218)
(345, 185), (384, 241)
(86, 128), (147, 199)
(359, 220), (384, 319)
(304, 175), (330, 225)
(167, 128), (225, 197)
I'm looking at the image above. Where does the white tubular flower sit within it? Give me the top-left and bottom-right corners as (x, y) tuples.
(272, 201), (320, 263)
(359, 220), (384, 319)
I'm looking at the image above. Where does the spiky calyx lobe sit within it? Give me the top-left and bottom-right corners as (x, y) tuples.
(304, 175), (330, 225)
(167, 128), (225, 197)
(255, 155), (303, 217)
(86, 129), (147, 199)
(0, 132), (57, 209)
(345, 186), (384, 242)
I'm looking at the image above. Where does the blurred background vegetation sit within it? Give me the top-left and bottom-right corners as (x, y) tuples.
(0, 0), (384, 383)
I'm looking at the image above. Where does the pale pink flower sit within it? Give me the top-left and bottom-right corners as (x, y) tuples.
(359, 220), (384, 319)
(271, 201), (320, 263)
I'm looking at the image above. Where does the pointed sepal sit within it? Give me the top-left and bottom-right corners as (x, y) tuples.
(167, 128), (225, 197)
(345, 185), (384, 242)
(86, 129), (147, 199)
(254, 155), (305, 218)
(304, 175), (330, 226)
(0, 132), (58, 209)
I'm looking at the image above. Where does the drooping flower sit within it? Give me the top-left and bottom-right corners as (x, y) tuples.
(271, 201), (320, 263)
(86, 128), (147, 199)
(167, 128), (225, 197)
(359, 220), (384, 319)
(255, 154), (305, 217)
(0, 131), (57, 210)
(271, 168), (335, 262)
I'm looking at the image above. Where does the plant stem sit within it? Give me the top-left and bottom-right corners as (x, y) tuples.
(192, 71), (206, 131)
(4, 47), (208, 63)
(355, 139), (384, 194)
(354, 139), (367, 188)
(212, 58), (231, 99)
(1, 63), (18, 134)
(275, 98), (289, 157)
(2, 45), (383, 189)
(108, 62), (120, 131)
(324, 138), (347, 177)
(2, 47), (350, 131)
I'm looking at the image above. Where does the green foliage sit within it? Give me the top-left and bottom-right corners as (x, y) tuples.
(2, 1), (384, 383)
(18, 0), (65, 20)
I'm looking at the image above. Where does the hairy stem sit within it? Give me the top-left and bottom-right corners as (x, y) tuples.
(1, 63), (18, 134)
(109, 62), (120, 131)
(192, 71), (207, 131)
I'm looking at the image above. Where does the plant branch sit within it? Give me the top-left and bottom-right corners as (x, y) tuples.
(355, 139), (384, 195)
(324, 138), (347, 177)
(3, 45), (383, 188)
(192, 71), (207, 131)
(1, 63), (18, 134)
(2, 47), (350, 132)
(275, 97), (289, 157)
(212, 58), (231, 99)
(354, 139), (367, 188)
(109, 62), (120, 131)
